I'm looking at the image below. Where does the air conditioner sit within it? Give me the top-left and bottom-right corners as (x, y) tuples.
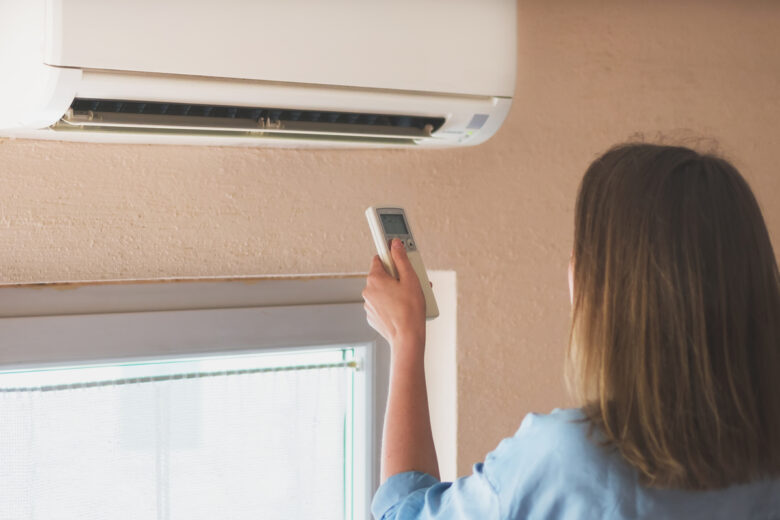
(0, 0), (516, 149)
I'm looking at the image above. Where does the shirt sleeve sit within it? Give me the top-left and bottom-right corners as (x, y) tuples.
(370, 464), (500, 520)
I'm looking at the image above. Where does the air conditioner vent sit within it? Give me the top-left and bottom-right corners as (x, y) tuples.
(66, 98), (445, 134)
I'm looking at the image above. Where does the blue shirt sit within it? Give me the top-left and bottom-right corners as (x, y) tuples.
(371, 408), (779, 519)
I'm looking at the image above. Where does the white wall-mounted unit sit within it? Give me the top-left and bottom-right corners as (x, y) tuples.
(0, 0), (516, 148)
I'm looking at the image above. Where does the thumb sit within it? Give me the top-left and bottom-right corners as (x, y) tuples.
(390, 239), (417, 282)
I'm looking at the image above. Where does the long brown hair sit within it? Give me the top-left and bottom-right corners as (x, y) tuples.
(569, 143), (780, 490)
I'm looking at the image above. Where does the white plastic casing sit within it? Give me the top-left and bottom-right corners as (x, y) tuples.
(0, 0), (516, 148)
(366, 207), (439, 320)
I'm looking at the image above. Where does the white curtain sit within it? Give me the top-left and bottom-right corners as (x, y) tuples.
(0, 364), (349, 520)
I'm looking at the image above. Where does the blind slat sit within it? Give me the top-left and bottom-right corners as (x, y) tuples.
(0, 360), (358, 393)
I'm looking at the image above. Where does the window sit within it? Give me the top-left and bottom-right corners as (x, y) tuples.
(0, 277), (390, 520)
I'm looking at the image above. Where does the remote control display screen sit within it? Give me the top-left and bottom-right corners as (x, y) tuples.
(380, 214), (409, 235)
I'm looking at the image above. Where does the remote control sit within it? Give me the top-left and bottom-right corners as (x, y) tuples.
(365, 206), (439, 320)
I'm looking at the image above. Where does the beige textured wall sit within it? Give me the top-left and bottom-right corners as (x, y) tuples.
(1, 0), (779, 475)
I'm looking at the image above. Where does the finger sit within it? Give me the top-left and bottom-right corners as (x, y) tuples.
(368, 255), (392, 279)
(366, 313), (377, 332)
(364, 306), (381, 334)
(389, 239), (417, 281)
(363, 298), (377, 316)
(364, 302), (376, 322)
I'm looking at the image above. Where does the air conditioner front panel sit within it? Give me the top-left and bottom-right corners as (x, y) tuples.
(46, 0), (516, 98)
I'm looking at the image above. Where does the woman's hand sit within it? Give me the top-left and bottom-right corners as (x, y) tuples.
(362, 238), (426, 349)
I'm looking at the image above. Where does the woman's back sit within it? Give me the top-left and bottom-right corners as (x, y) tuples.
(490, 409), (778, 519)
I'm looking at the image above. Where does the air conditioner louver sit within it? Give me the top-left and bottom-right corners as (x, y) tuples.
(56, 98), (446, 142)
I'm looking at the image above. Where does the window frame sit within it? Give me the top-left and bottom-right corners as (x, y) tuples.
(0, 276), (389, 520)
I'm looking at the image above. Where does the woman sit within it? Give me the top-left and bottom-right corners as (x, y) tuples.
(362, 143), (780, 519)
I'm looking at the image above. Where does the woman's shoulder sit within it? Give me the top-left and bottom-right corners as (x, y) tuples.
(491, 407), (608, 463)
(488, 407), (608, 458)
(483, 407), (630, 516)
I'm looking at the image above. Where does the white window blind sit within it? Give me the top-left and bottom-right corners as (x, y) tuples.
(0, 349), (359, 520)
